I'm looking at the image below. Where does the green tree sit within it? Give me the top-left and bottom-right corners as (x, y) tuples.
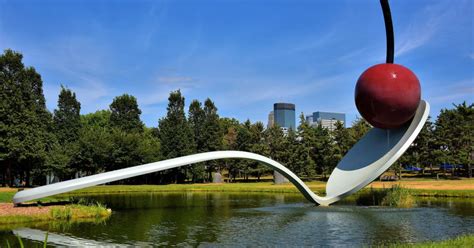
(45, 86), (82, 180)
(202, 98), (223, 181)
(109, 94), (144, 133)
(53, 86), (82, 143)
(349, 117), (371, 146)
(248, 122), (270, 181)
(311, 123), (333, 180)
(265, 124), (287, 164)
(434, 102), (473, 177)
(220, 118), (240, 182)
(235, 120), (253, 180)
(158, 90), (194, 183)
(0, 49), (50, 186)
(72, 110), (113, 175)
(188, 100), (205, 182)
(287, 114), (315, 178)
(332, 121), (354, 164)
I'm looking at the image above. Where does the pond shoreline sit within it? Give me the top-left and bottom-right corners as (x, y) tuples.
(0, 203), (111, 226)
(56, 180), (474, 199)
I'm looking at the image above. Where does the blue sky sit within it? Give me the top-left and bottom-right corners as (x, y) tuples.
(0, 0), (472, 127)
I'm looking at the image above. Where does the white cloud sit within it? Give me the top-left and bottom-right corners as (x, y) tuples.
(395, 1), (463, 57)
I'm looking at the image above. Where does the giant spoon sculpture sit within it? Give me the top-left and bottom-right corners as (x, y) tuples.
(13, 0), (429, 206)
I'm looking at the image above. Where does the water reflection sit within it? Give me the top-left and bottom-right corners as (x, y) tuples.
(1, 193), (473, 247)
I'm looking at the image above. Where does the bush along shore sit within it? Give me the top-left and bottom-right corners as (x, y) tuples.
(356, 185), (415, 207)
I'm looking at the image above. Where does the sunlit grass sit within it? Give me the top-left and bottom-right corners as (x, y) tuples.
(0, 203), (111, 225)
(379, 234), (474, 248)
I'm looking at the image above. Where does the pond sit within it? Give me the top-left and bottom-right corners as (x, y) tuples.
(1, 192), (474, 247)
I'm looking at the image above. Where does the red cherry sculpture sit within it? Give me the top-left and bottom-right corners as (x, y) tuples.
(355, 63), (421, 129)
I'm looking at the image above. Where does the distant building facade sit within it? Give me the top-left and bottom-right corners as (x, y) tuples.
(267, 111), (274, 128)
(307, 111), (345, 131)
(273, 103), (296, 132)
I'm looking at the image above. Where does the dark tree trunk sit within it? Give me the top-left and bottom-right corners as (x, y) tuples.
(6, 160), (12, 187)
(1, 161), (5, 187)
(25, 169), (31, 187)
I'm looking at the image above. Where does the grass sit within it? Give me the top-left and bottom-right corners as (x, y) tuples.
(357, 185), (415, 207)
(0, 179), (472, 204)
(0, 203), (111, 225)
(55, 180), (474, 199)
(380, 234), (474, 247)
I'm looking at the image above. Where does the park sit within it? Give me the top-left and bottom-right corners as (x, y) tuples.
(1, 0), (473, 247)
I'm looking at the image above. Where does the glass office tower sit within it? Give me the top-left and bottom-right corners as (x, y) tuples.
(273, 103), (296, 130)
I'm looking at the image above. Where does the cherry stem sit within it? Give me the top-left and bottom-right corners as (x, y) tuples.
(380, 0), (394, 64)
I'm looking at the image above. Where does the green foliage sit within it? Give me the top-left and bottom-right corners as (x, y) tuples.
(44, 86), (83, 180)
(158, 90), (194, 183)
(53, 86), (82, 143)
(51, 206), (73, 220)
(0, 49), (51, 186)
(381, 185), (414, 208)
(434, 102), (473, 177)
(109, 94), (144, 133)
(72, 112), (113, 175)
(311, 124), (333, 179)
(187, 99), (207, 182)
(248, 122), (270, 180)
(356, 185), (414, 208)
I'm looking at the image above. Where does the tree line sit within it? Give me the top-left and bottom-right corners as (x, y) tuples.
(1, 49), (472, 187)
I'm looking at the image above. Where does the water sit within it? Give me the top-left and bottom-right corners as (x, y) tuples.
(1, 193), (473, 247)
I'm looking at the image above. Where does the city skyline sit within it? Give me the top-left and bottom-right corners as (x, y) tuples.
(0, 0), (472, 127)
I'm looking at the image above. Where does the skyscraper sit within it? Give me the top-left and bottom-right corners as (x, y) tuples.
(273, 103), (296, 131)
(267, 111), (274, 128)
(307, 111), (345, 131)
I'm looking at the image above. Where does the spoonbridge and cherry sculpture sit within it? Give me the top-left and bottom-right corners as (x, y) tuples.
(13, 0), (429, 206)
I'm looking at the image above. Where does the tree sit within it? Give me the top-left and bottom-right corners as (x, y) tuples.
(0, 49), (50, 186)
(188, 100), (205, 152)
(188, 100), (206, 182)
(202, 98), (223, 181)
(434, 102), (473, 177)
(53, 86), (82, 143)
(44, 86), (82, 180)
(264, 124), (287, 163)
(235, 120), (253, 180)
(349, 117), (371, 146)
(109, 94), (144, 133)
(332, 121), (354, 164)
(248, 122), (270, 180)
(311, 123), (333, 180)
(289, 114), (315, 178)
(158, 90), (194, 183)
(221, 118), (240, 182)
(72, 110), (113, 176)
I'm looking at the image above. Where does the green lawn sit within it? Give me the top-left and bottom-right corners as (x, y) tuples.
(383, 234), (474, 248)
(0, 192), (15, 203)
(1, 181), (473, 203)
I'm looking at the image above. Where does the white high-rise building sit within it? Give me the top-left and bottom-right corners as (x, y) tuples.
(306, 111), (345, 131)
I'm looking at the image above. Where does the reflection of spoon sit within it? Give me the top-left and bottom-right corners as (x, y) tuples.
(13, 228), (127, 247)
(13, 101), (429, 206)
